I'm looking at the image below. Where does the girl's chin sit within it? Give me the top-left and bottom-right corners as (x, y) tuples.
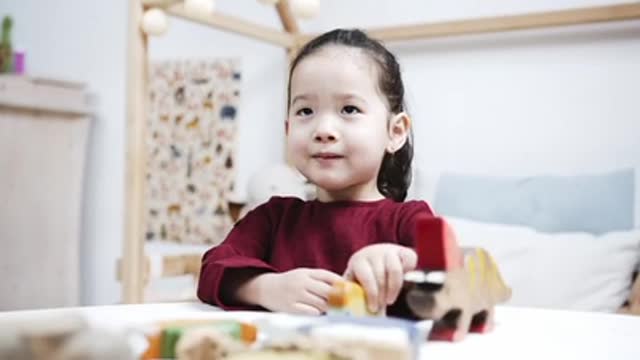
(306, 175), (349, 192)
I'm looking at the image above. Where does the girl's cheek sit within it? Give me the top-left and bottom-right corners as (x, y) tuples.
(289, 134), (306, 152)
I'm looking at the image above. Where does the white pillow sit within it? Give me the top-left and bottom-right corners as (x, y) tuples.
(445, 217), (640, 313)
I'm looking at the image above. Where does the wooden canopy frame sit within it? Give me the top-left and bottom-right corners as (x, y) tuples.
(122, 0), (640, 303)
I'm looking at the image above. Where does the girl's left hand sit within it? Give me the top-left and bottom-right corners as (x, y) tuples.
(343, 244), (417, 313)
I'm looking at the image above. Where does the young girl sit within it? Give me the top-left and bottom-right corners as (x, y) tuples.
(197, 29), (433, 317)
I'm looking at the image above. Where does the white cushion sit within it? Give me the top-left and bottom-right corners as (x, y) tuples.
(446, 217), (640, 312)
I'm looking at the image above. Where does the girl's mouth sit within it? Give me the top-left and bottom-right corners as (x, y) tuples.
(312, 152), (344, 160)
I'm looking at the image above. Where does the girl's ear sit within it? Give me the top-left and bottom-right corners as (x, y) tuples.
(387, 112), (411, 153)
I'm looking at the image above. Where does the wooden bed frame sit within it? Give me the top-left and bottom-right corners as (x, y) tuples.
(122, 0), (640, 304)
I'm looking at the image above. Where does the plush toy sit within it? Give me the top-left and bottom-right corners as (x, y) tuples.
(229, 164), (313, 222)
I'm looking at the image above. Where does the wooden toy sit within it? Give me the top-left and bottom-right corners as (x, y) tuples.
(245, 315), (421, 360)
(618, 272), (640, 316)
(175, 326), (245, 360)
(141, 319), (257, 359)
(327, 280), (384, 317)
(49, 328), (137, 360)
(404, 214), (512, 341)
(0, 313), (137, 360)
(303, 315), (423, 360)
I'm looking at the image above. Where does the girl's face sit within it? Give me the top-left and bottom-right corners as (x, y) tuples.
(286, 46), (404, 202)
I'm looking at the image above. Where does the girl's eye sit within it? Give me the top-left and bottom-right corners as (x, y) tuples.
(296, 107), (313, 116)
(341, 105), (361, 115)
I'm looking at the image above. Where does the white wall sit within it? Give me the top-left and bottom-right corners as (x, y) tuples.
(2, 0), (638, 305)
(403, 25), (640, 178)
(303, 0), (640, 197)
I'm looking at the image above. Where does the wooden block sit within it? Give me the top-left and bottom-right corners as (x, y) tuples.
(415, 215), (463, 271)
(327, 280), (382, 317)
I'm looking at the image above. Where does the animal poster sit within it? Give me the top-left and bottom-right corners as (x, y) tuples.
(145, 59), (241, 245)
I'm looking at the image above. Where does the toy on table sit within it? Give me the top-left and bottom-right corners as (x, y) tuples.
(141, 319), (257, 360)
(252, 314), (422, 360)
(404, 214), (512, 341)
(0, 312), (137, 360)
(325, 214), (511, 342)
(619, 274), (640, 316)
(327, 280), (384, 317)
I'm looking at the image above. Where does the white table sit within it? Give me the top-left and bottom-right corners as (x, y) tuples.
(1, 302), (639, 359)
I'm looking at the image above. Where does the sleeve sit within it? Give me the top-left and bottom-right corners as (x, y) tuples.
(196, 198), (282, 310)
(397, 200), (434, 248)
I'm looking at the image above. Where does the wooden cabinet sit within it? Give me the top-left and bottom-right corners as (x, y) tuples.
(0, 76), (92, 310)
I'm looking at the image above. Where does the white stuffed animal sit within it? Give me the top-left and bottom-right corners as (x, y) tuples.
(231, 164), (313, 221)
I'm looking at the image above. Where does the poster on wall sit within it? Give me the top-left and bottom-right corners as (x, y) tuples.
(146, 58), (241, 246)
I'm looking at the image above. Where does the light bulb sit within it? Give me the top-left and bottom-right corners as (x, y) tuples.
(289, 0), (320, 19)
(141, 8), (168, 36)
(185, 0), (216, 14)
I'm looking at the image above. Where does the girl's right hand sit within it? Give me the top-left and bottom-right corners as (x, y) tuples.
(256, 268), (342, 315)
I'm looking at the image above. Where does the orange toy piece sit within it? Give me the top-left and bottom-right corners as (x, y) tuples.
(327, 280), (384, 316)
(405, 215), (512, 342)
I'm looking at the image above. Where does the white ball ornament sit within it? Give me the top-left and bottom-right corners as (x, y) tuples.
(141, 8), (168, 36)
(289, 0), (320, 19)
(185, 0), (216, 14)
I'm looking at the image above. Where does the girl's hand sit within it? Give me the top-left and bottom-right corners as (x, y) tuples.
(343, 244), (417, 313)
(256, 268), (343, 315)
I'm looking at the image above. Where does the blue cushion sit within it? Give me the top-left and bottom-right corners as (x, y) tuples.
(434, 169), (635, 234)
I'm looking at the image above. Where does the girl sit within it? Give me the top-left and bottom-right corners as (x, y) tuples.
(197, 29), (433, 317)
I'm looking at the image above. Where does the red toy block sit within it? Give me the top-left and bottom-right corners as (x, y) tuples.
(414, 215), (463, 271)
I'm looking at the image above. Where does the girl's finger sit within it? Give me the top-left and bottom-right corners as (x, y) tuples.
(310, 269), (344, 285)
(369, 256), (386, 311)
(385, 252), (404, 305)
(302, 289), (330, 313)
(306, 279), (334, 300)
(292, 302), (322, 316)
(352, 260), (379, 313)
(398, 247), (418, 272)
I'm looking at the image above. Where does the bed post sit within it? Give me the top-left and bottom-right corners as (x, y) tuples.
(122, 0), (149, 304)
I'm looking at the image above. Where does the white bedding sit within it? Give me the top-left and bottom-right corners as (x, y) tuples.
(447, 217), (640, 312)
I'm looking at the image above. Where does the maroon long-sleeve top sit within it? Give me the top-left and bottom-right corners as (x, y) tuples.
(197, 196), (433, 318)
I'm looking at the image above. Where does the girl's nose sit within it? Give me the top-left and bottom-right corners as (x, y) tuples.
(314, 131), (337, 143)
(313, 116), (339, 143)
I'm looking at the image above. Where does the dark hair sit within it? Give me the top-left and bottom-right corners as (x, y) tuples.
(287, 29), (413, 202)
